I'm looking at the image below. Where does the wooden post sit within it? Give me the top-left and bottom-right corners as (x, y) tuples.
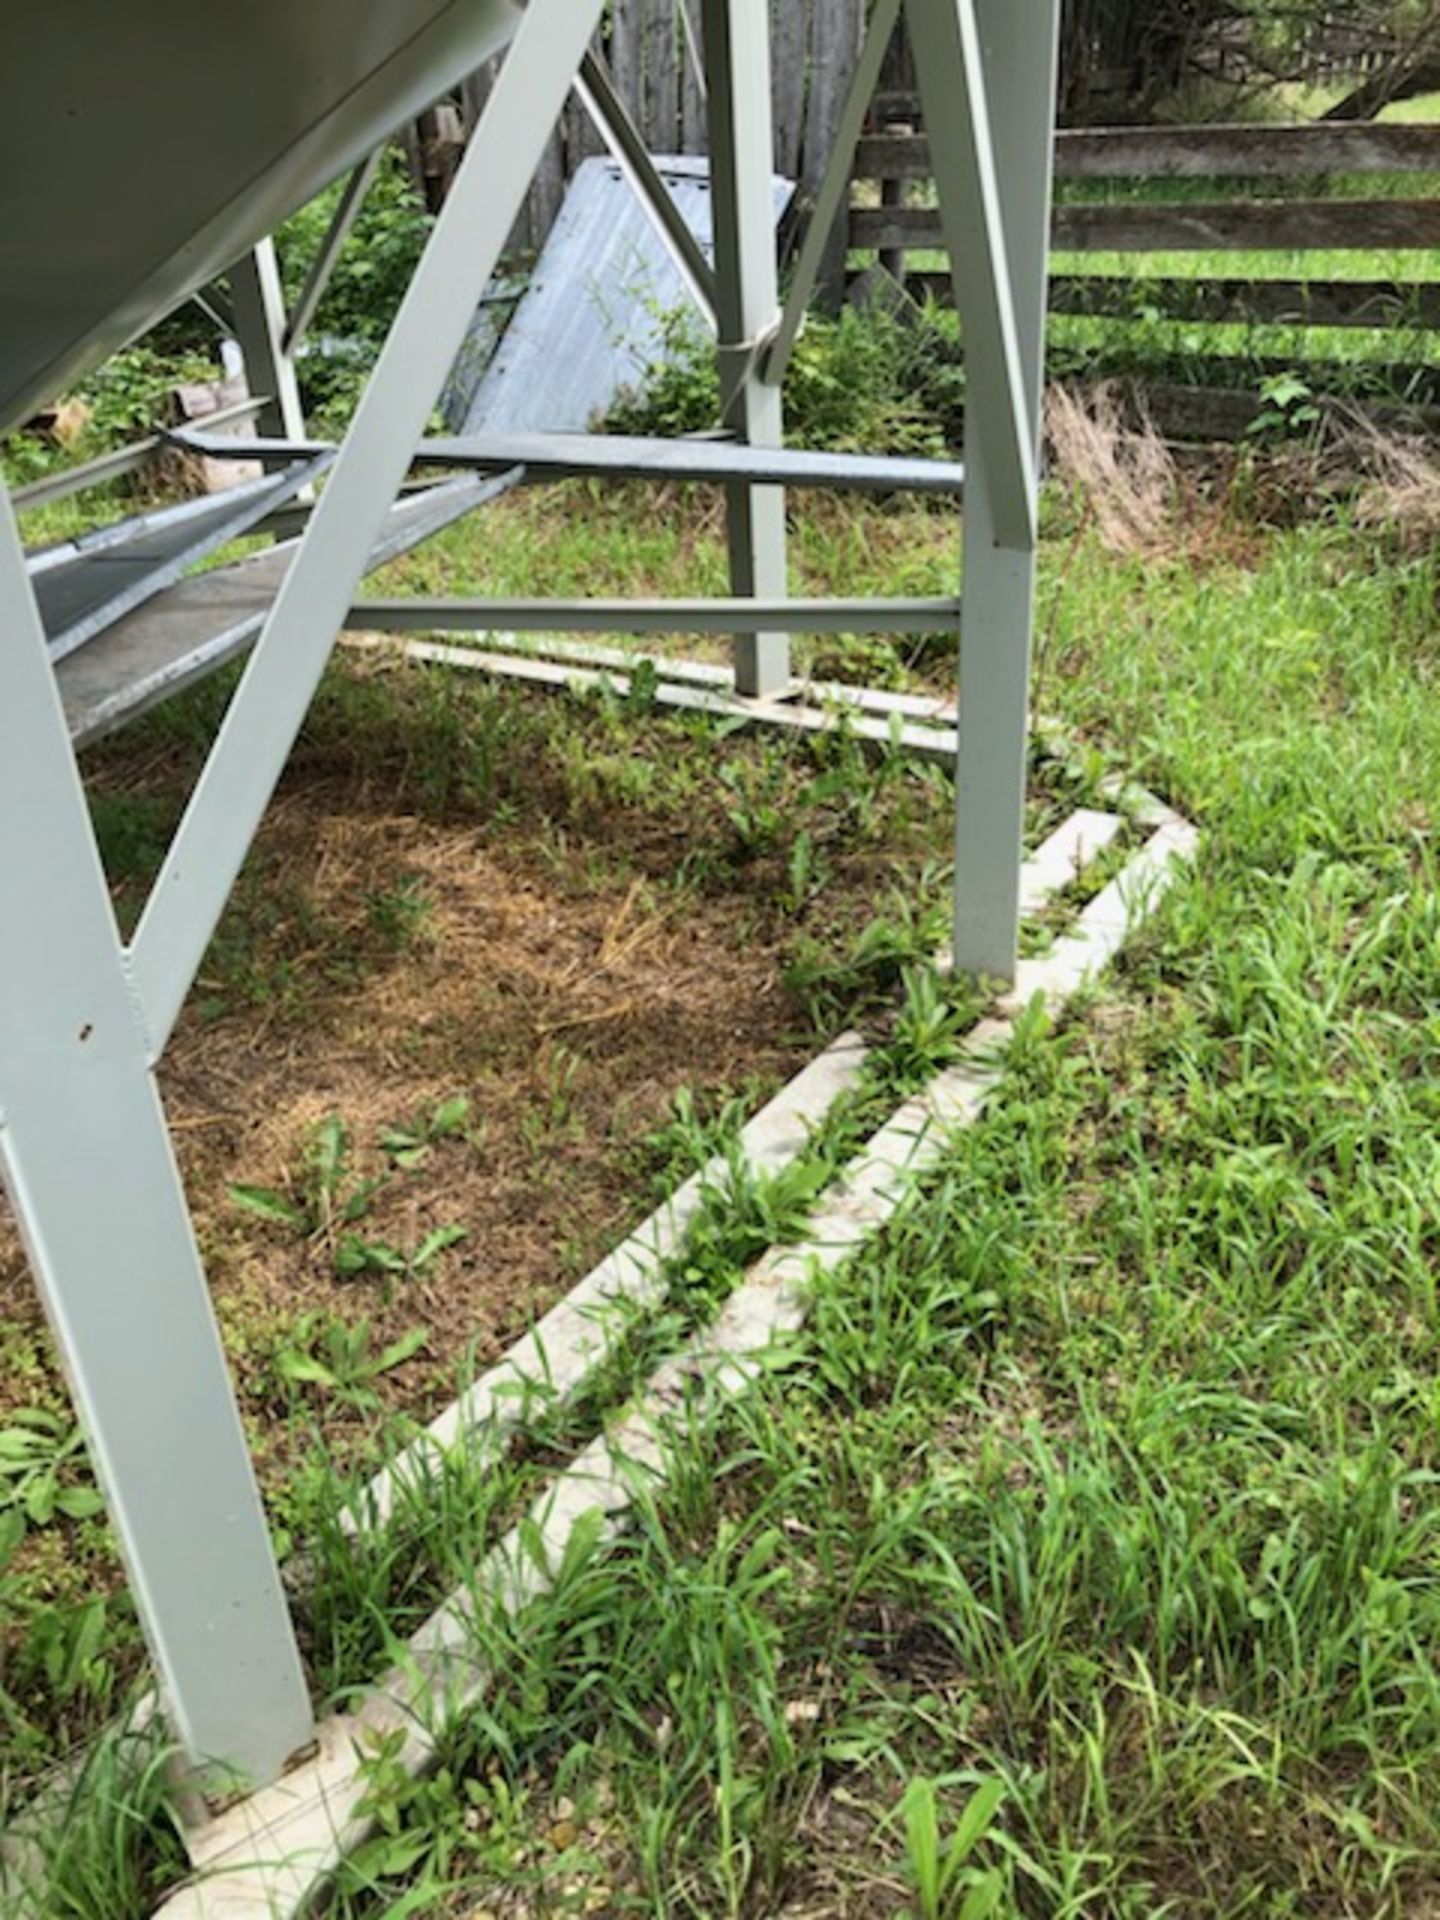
(878, 117), (912, 286)
(802, 0), (865, 308)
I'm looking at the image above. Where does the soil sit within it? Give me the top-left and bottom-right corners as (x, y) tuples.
(0, 660), (933, 1494)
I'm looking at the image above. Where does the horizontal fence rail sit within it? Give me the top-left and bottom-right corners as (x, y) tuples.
(1043, 275), (1440, 330)
(902, 270), (1440, 331)
(852, 198), (1440, 255)
(857, 119), (1440, 180)
(850, 117), (1440, 439)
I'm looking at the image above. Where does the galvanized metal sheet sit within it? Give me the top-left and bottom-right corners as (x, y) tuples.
(57, 474), (518, 748)
(29, 457), (330, 662)
(448, 156), (793, 434)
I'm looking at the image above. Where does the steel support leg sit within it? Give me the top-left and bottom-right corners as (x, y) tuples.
(132, 0), (606, 1050)
(701, 0), (790, 698)
(228, 239), (307, 441)
(284, 150), (385, 357)
(911, 0), (1059, 982)
(0, 494), (312, 1791)
(764, 0), (902, 389)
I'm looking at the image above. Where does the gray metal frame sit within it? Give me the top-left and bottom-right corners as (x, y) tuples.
(129, 0), (608, 1060)
(766, 0), (903, 388)
(913, 0), (1061, 977)
(11, 396), (263, 513)
(0, 491), (313, 1793)
(0, 0), (1058, 1794)
(702, 0), (791, 698)
(575, 52), (720, 323)
(349, 594), (960, 635)
(169, 424), (966, 494)
(227, 240), (306, 444)
(283, 150), (386, 357)
(33, 455), (331, 663)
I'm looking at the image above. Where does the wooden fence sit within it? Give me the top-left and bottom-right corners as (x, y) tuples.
(851, 115), (1440, 437)
(426, 0), (862, 262)
(1304, 13), (1403, 86)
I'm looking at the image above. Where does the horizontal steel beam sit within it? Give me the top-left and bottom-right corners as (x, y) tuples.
(171, 425), (966, 495)
(348, 595), (961, 635)
(12, 397), (267, 512)
(425, 429), (965, 494)
(14, 439), (161, 511)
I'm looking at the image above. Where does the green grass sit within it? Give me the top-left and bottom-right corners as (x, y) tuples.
(305, 498), (1440, 1918)
(1384, 92), (1440, 126)
(1047, 247), (1440, 285)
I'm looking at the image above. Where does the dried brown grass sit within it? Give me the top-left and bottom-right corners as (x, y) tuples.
(1345, 411), (1440, 547)
(0, 790), (804, 1449)
(1044, 380), (1179, 557)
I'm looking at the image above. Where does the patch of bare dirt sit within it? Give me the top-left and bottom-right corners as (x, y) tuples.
(0, 743), (824, 1469)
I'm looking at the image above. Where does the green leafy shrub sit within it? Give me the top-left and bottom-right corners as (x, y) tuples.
(605, 298), (967, 456)
(0, 1409), (104, 1548)
(1, 343), (219, 488)
(275, 149), (432, 428)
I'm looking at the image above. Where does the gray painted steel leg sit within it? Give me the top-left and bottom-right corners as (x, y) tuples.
(765, 0), (902, 389)
(0, 493), (312, 1790)
(228, 239), (306, 441)
(905, 0), (1037, 551)
(284, 150), (385, 356)
(913, 0), (1059, 983)
(131, 0), (606, 1051)
(702, 0), (790, 698)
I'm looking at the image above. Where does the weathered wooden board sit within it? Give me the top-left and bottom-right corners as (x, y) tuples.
(896, 271), (1440, 331)
(1044, 273), (1440, 330)
(645, 0), (680, 151)
(800, 0), (863, 300)
(857, 121), (1440, 183)
(679, 0), (707, 151)
(771, 0), (809, 180)
(853, 198), (1440, 255)
(1138, 382), (1440, 442)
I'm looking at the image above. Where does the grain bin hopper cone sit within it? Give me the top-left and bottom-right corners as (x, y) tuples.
(0, 0), (521, 435)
